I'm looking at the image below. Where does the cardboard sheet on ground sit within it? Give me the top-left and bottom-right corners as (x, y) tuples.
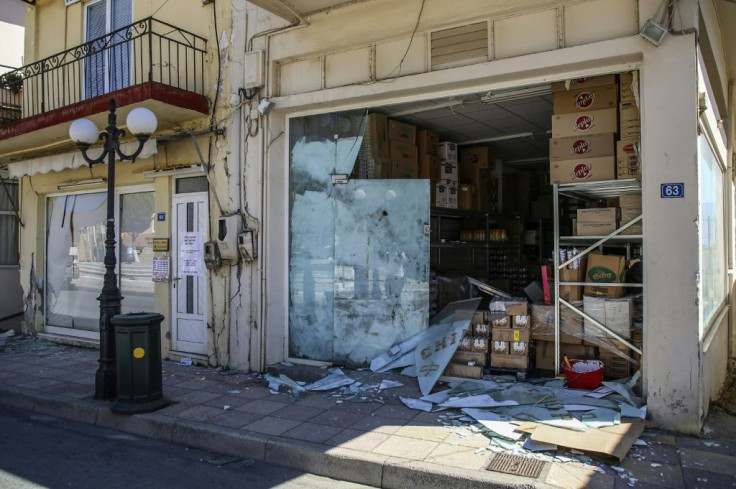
(530, 420), (646, 462)
(415, 298), (481, 396)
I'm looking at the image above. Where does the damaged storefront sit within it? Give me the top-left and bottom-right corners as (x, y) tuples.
(249, 0), (734, 434)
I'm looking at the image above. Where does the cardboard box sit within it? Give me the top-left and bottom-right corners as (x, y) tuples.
(552, 108), (618, 138)
(417, 129), (439, 156)
(389, 141), (418, 178)
(511, 314), (530, 328)
(618, 193), (642, 209)
(490, 299), (528, 316)
(549, 133), (616, 161)
(472, 310), (490, 324)
(492, 327), (530, 343)
(471, 336), (489, 353)
(388, 119), (416, 143)
(620, 207), (641, 223)
(367, 157), (391, 179)
(364, 113), (389, 159)
(599, 351), (632, 380)
(559, 267), (585, 301)
(619, 102), (640, 125)
(530, 302), (584, 344)
(584, 253), (626, 298)
(534, 341), (597, 372)
(459, 146), (490, 180)
(551, 74), (617, 92)
(577, 221), (618, 236)
(509, 340), (530, 356)
(492, 340), (509, 354)
(577, 207), (618, 223)
(473, 322), (491, 337)
(457, 335), (473, 352)
(432, 180), (458, 208)
(490, 314), (511, 328)
(418, 154), (439, 180)
(444, 362), (483, 379)
(620, 124), (641, 141)
(549, 156), (616, 184)
(491, 353), (529, 369)
(465, 169), (495, 212)
(458, 184), (475, 211)
(452, 350), (488, 366)
(439, 141), (457, 163)
(553, 84), (618, 114)
(620, 72), (637, 102)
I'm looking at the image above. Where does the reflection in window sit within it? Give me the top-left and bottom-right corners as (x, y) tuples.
(698, 133), (726, 327)
(46, 193), (107, 331)
(119, 191), (154, 314)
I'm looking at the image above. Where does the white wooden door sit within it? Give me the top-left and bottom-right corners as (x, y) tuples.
(171, 191), (208, 355)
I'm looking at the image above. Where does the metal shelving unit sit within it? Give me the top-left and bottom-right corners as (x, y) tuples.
(552, 179), (644, 375)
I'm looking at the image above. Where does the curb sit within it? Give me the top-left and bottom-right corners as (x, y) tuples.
(0, 386), (551, 489)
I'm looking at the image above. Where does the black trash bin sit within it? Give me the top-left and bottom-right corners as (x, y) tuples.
(111, 312), (168, 414)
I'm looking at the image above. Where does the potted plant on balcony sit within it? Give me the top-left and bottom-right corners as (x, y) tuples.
(0, 72), (22, 94)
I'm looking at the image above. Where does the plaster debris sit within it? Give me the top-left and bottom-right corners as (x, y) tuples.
(304, 368), (355, 391)
(379, 380), (403, 390)
(179, 357), (193, 366)
(399, 397), (432, 412)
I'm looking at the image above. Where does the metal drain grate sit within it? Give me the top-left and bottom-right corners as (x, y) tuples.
(486, 453), (546, 478)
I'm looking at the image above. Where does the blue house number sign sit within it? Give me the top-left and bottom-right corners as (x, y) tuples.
(661, 183), (684, 198)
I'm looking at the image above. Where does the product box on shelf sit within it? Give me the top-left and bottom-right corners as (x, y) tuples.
(584, 253), (626, 298)
(535, 341), (596, 371)
(490, 299), (528, 316)
(549, 133), (616, 161)
(577, 221), (618, 236)
(471, 336), (490, 353)
(492, 340), (509, 354)
(364, 113), (390, 159)
(616, 140), (639, 179)
(559, 267), (586, 302)
(388, 119), (416, 143)
(432, 180), (458, 208)
(418, 154), (439, 180)
(417, 129), (439, 157)
(550, 156), (616, 184)
(389, 141), (418, 178)
(619, 101), (640, 125)
(552, 108), (618, 138)
(439, 141), (458, 163)
(553, 84), (619, 115)
(620, 72), (637, 102)
(490, 314), (511, 328)
(618, 193), (642, 208)
(458, 184), (475, 211)
(459, 146), (491, 179)
(577, 207), (618, 223)
(583, 295), (633, 338)
(551, 74), (617, 92)
(511, 314), (530, 328)
(473, 322), (490, 337)
(598, 345), (633, 379)
(530, 301), (584, 344)
(491, 352), (529, 369)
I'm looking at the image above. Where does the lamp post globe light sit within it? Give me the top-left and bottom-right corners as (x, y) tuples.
(69, 99), (157, 401)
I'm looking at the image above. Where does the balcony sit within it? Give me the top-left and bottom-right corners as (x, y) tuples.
(0, 17), (209, 160)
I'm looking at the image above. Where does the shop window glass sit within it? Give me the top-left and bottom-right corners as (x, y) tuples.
(0, 182), (18, 266)
(46, 193), (107, 331)
(288, 111), (430, 366)
(119, 191), (154, 313)
(698, 132), (726, 327)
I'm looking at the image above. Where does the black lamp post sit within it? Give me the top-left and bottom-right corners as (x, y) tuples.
(69, 98), (157, 401)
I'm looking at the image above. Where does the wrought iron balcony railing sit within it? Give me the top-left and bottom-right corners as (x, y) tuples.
(0, 17), (207, 125)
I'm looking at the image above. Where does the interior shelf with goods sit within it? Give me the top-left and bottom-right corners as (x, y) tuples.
(550, 178), (644, 382)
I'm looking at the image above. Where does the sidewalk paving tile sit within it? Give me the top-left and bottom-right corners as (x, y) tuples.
(546, 463), (614, 489)
(371, 403), (421, 421)
(244, 416), (302, 436)
(372, 435), (439, 460)
(236, 398), (289, 416)
(628, 443), (681, 465)
(271, 403), (325, 422)
(679, 447), (736, 477)
(331, 401), (383, 416)
(202, 394), (254, 410)
(172, 390), (223, 405)
(393, 424), (450, 442)
(208, 410), (261, 429)
(293, 395), (338, 409)
(324, 428), (390, 451)
(425, 443), (493, 471)
(309, 409), (363, 428)
(681, 467), (736, 488)
(16, 378), (62, 390)
(348, 414), (405, 434)
(676, 436), (736, 458)
(177, 405), (226, 422)
(282, 421), (344, 444)
(619, 459), (684, 488)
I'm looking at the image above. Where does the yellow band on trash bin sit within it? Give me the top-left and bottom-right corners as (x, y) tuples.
(133, 347), (145, 359)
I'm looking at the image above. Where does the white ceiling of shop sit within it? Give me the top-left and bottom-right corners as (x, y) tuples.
(376, 85), (554, 167)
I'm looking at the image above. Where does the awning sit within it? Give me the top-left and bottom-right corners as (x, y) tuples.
(7, 139), (157, 179)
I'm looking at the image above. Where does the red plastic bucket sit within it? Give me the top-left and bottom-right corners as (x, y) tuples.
(561, 359), (604, 390)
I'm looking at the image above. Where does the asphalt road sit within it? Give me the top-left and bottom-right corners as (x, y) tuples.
(0, 404), (376, 489)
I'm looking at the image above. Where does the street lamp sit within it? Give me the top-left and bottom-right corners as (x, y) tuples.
(69, 99), (157, 401)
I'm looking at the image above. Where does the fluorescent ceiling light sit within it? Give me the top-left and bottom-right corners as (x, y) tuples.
(57, 178), (106, 190)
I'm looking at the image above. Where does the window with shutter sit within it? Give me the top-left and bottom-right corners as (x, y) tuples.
(84, 0), (132, 99)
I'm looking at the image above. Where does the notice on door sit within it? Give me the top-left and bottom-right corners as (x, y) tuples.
(152, 256), (170, 282)
(180, 232), (202, 276)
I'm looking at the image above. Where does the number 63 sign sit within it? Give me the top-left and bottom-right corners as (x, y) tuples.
(661, 183), (684, 198)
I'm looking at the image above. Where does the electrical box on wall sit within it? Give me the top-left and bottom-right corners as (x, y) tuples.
(217, 215), (240, 259)
(244, 51), (264, 89)
(203, 241), (222, 269)
(238, 230), (257, 262)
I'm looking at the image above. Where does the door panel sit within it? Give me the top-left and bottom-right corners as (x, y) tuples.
(172, 193), (208, 354)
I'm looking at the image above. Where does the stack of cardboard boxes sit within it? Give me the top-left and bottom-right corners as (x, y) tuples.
(490, 299), (530, 370)
(618, 193), (642, 235)
(388, 120), (418, 179)
(444, 311), (488, 379)
(549, 72), (641, 184)
(458, 146), (493, 211)
(531, 302), (597, 371)
(576, 207), (618, 236)
(432, 141), (459, 208)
